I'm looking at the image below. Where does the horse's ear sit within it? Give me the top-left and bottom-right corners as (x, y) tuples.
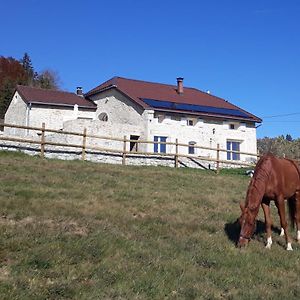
(240, 202), (245, 212)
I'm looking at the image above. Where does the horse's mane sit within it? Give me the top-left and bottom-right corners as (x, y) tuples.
(245, 154), (274, 211)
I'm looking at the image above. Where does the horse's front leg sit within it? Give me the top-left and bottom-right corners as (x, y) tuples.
(277, 196), (293, 250)
(261, 200), (272, 249)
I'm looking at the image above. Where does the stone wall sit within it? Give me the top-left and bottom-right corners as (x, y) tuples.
(0, 138), (221, 170)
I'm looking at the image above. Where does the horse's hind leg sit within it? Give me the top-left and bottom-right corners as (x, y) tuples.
(277, 196), (293, 250)
(280, 228), (285, 236)
(262, 200), (272, 249)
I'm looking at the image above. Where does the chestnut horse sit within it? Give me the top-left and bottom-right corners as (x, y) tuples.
(238, 154), (300, 250)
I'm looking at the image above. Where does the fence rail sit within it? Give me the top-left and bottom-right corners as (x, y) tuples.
(0, 122), (259, 172)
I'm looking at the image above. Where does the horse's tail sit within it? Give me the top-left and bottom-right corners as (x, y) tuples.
(286, 158), (300, 230)
(287, 197), (296, 229)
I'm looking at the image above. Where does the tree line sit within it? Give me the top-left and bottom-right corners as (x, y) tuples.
(257, 135), (300, 159)
(0, 53), (59, 119)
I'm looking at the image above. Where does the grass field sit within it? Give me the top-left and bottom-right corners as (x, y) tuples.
(1, 151), (300, 299)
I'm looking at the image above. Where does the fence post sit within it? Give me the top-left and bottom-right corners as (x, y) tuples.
(175, 138), (179, 168)
(82, 128), (87, 161)
(122, 135), (127, 165)
(216, 143), (220, 174)
(40, 122), (45, 158)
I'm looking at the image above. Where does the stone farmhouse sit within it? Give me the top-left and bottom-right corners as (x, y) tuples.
(4, 76), (262, 163)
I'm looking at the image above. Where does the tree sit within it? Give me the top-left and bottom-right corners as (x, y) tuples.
(286, 134), (293, 142)
(20, 52), (34, 85)
(257, 136), (300, 159)
(0, 79), (16, 119)
(0, 56), (27, 118)
(0, 53), (61, 119)
(0, 56), (27, 85)
(20, 53), (60, 90)
(36, 69), (60, 90)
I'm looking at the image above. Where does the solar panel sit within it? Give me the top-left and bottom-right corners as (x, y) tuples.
(142, 98), (251, 119)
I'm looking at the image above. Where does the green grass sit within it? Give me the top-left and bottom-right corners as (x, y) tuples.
(1, 151), (300, 299)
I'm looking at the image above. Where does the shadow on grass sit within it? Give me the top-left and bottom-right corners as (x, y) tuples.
(224, 219), (282, 245)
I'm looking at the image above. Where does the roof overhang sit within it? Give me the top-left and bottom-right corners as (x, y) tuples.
(27, 101), (96, 110)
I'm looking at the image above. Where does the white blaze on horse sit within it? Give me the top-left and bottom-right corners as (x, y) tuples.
(238, 154), (300, 250)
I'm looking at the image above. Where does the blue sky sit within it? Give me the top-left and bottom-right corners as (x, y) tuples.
(1, 0), (300, 139)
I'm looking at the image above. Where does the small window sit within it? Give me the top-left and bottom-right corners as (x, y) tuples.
(229, 124), (235, 130)
(130, 135), (140, 152)
(188, 141), (196, 154)
(98, 112), (108, 121)
(157, 114), (165, 123)
(187, 119), (194, 126)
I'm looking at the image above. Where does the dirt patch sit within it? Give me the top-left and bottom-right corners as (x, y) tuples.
(0, 266), (10, 281)
(0, 215), (89, 236)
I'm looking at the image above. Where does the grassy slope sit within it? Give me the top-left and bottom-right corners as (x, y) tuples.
(1, 151), (300, 299)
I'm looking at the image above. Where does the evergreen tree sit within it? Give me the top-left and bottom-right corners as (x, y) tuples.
(20, 52), (34, 85)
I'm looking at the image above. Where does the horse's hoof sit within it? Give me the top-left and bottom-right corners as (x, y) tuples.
(286, 243), (293, 251)
(265, 245), (271, 249)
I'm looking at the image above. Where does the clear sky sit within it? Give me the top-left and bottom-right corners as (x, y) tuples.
(1, 0), (300, 139)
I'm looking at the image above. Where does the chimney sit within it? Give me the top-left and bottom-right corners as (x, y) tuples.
(76, 86), (83, 97)
(176, 77), (184, 94)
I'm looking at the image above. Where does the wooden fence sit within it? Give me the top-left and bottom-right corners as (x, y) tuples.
(0, 122), (259, 173)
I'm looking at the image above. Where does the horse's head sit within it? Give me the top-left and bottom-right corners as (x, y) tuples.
(237, 202), (256, 248)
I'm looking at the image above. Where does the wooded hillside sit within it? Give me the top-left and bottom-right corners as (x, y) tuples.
(257, 135), (300, 159)
(0, 53), (60, 119)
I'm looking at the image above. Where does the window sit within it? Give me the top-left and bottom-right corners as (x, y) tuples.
(188, 141), (196, 155)
(227, 141), (240, 160)
(229, 124), (235, 130)
(98, 112), (108, 121)
(130, 135), (139, 152)
(154, 136), (167, 153)
(187, 119), (194, 126)
(156, 114), (164, 123)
